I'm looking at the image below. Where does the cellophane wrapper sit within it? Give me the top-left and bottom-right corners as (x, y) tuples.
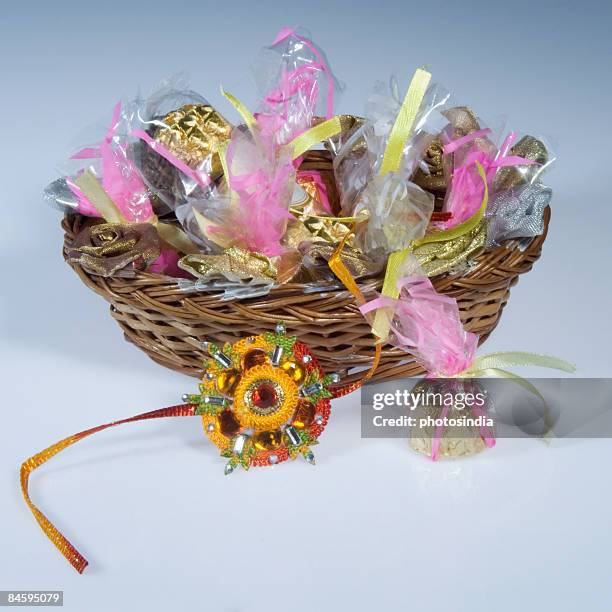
(45, 103), (154, 224)
(176, 29), (342, 257)
(124, 75), (225, 216)
(251, 26), (343, 146)
(332, 78), (450, 257)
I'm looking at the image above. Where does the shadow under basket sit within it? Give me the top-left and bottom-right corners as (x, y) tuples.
(62, 152), (550, 385)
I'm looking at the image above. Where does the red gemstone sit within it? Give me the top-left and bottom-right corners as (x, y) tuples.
(218, 409), (241, 436)
(293, 400), (316, 428)
(243, 349), (268, 370)
(252, 383), (278, 410)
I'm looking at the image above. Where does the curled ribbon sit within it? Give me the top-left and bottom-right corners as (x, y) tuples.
(327, 234), (382, 393)
(20, 404), (198, 573)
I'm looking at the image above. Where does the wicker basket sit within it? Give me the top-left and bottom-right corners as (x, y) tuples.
(62, 151), (550, 385)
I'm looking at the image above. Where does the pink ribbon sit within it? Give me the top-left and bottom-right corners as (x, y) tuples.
(254, 28), (336, 147)
(208, 137), (294, 257)
(68, 102), (154, 223)
(271, 27), (335, 120)
(442, 129), (536, 227)
(131, 129), (212, 190)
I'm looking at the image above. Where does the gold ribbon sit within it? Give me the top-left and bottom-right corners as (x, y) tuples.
(328, 234), (382, 389)
(20, 404), (198, 573)
(373, 161), (489, 339)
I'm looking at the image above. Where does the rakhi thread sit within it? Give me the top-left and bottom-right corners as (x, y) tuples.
(20, 404), (197, 573)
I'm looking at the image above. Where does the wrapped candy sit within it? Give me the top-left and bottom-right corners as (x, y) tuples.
(440, 129), (531, 228)
(45, 101), (205, 277)
(360, 267), (574, 459)
(486, 182), (552, 246)
(332, 72), (450, 257)
(126, 77), (231, 214)
(46, 103), (155, 224)
(175, 29), (342, 260)
(411, 106), (482, 200)
(252, 26), (342, 146)
(408, 378), (494, 459)
(493, 135), (552, 192)
(362, 271), (479, 376)
(354, 174), (434, 257)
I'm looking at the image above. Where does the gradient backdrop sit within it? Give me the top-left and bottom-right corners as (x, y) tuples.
(1, 1), (611, 610)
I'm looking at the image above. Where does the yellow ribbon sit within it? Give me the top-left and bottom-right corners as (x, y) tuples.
(328, 234), (382, 386)
(379, 68), (431, 177)
(220, 89), (343, 162)
(459, 352), (574, 398)
(373, 160), (489, 340)
(73, 171), (126, 224)
(221, 87), (256, 129)
(454, 352), (575, 436)
(74, 171), (200, 256)
(286, 116), (343, 160)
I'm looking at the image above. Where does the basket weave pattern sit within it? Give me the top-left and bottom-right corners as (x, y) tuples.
(62, 153), (550, 384)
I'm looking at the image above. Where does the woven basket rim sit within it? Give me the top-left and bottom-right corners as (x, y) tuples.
(62, 208), (550, 300)
(58, 147), (551, 383)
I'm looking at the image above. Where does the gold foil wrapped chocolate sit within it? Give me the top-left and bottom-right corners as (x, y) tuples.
(412, 107), (482, 200)
(413, 218), (488, 277)
(68, 222), (160, 277)
(179, 245), (306, 285)
(322, 114), (365, 156)
(493, 136), (549, 192)
(138, 103), (232, 213)
(179, 247), (278, 283)
(289, 201), (354, 246)
(154, 104), (232, 176)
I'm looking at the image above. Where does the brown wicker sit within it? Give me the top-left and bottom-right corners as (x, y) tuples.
(61, 151), (550, 385)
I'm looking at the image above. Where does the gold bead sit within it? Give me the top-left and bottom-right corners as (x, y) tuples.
(253, 430), (282, 450)
(216, 369), (240, 395)
(281, 360), (305, 383)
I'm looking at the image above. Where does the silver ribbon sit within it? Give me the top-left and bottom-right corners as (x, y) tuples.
(486, 182), (552, 246)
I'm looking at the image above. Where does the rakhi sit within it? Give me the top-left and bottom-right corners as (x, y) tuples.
(20, 324), (372, 574)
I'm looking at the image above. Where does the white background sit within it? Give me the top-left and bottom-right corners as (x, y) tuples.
(1, 1), (611, 610)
